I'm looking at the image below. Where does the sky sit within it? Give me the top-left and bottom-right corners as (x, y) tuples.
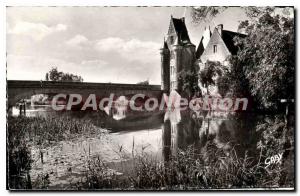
(6, 7), (249, 84)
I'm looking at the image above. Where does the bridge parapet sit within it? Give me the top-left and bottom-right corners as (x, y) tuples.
(7, 80), (163, 107)
(7, 80), (161, 90)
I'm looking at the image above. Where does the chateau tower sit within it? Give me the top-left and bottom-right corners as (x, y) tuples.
(160, 16), (196, 93)
(160, 40), (170, 92)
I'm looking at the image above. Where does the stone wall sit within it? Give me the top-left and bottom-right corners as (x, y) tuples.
(160, 48), (170, 91)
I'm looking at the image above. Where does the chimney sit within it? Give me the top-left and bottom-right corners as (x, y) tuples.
(216, 24), (223, 37)
(181, 17), (185, 23)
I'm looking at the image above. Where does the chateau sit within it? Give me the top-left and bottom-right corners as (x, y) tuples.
(160, 16), (246, 95)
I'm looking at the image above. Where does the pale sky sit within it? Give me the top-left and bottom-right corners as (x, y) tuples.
(6, 7), (248, 84)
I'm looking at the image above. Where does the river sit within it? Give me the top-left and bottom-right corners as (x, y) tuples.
(12, 104), (261, 189)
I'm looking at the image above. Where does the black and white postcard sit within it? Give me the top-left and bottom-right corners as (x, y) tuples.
(6, 6), (295, 191)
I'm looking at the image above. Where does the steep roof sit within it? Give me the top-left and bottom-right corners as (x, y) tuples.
(221, 30), (246, 55)
(195, 37), (205, 59)
(196, 27), (211, 59)
(170, 17), (191, 44)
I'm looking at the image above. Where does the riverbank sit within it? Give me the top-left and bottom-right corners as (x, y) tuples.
(80, 117), (294, 190)
(7, 115), (108, 189)
(7, 113), (294, 190)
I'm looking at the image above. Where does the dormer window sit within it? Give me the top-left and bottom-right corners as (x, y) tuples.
(213, 45), (217, 53)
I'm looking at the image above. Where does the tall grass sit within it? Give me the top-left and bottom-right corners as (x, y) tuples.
(127, 144), (275, 189)
(83, 157), (128, 190)
(8, 115), (104, 147)
(82, 142), (288, 190)
(7, 114), (294, 190)
(7, 115), (105, 189)
(82, 115), (294, 190)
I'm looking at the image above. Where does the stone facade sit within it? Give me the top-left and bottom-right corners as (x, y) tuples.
(200, 25), (231, 64)
(161, 18), (245, 96)
(160, 16), (196, 93)
(160, 42), (170, 92)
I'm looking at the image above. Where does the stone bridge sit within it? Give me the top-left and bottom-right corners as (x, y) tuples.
(7, 80), (163, 107)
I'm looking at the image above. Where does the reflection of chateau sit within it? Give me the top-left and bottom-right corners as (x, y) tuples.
(161, 110), (247, 161)
(160, 16), (246, 94)
(162, 110), (202, 161)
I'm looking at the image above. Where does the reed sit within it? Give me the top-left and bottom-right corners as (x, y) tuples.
(7, 115), (105, 189)
(83, 140), (292, 190)
(7, 114), (294, 190)
(82, 115), (294, 190)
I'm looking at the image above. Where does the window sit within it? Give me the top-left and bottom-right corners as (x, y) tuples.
(170, 81), (176, 90)
(213, 45), (217, 53)
(170, 65), (176, 77)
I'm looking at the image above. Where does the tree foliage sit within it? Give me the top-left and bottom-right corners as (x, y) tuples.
(136, 80), (149, 85)
(45, 67), (83, 82)
(198, 61), (224, 90)
(234, 12), (294, 109)
(192, 7), (294, 110)
(191, 7), (228, 23)
(178, 68), (201, 98)
(217, 56), (251, 98)
(191, 6), (292, 23)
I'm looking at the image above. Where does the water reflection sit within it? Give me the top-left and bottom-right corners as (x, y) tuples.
(11, 102), (262, 188)
(111, 96), (128, 120)
(12, 103), (259, 162)
(12, 104), (51, 117)
(162, 109), (259, 161)
(162, 109), (201, 161)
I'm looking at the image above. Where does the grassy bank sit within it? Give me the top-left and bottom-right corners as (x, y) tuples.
(7, 114), (294, 190)
(81, 115), (294, 190)
(7, 115), (105, 189)
(82, 145), (292, 190)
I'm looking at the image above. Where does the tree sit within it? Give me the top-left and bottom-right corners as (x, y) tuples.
(48, 67), (61, 81)
(198, 61), (224, 95)
(192, 7), (294, 110)
(217, 56), (251, 98)
(191, 7), (228, 23)
(191, 6), (288, 23)
(216, 72), (230, 97)
(178, 68), (201, 98)
(46, 67), (83, 82)
(234, 12), (294, 109)
(45, 73), (49, 81)
(136, 80), (149, 85)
